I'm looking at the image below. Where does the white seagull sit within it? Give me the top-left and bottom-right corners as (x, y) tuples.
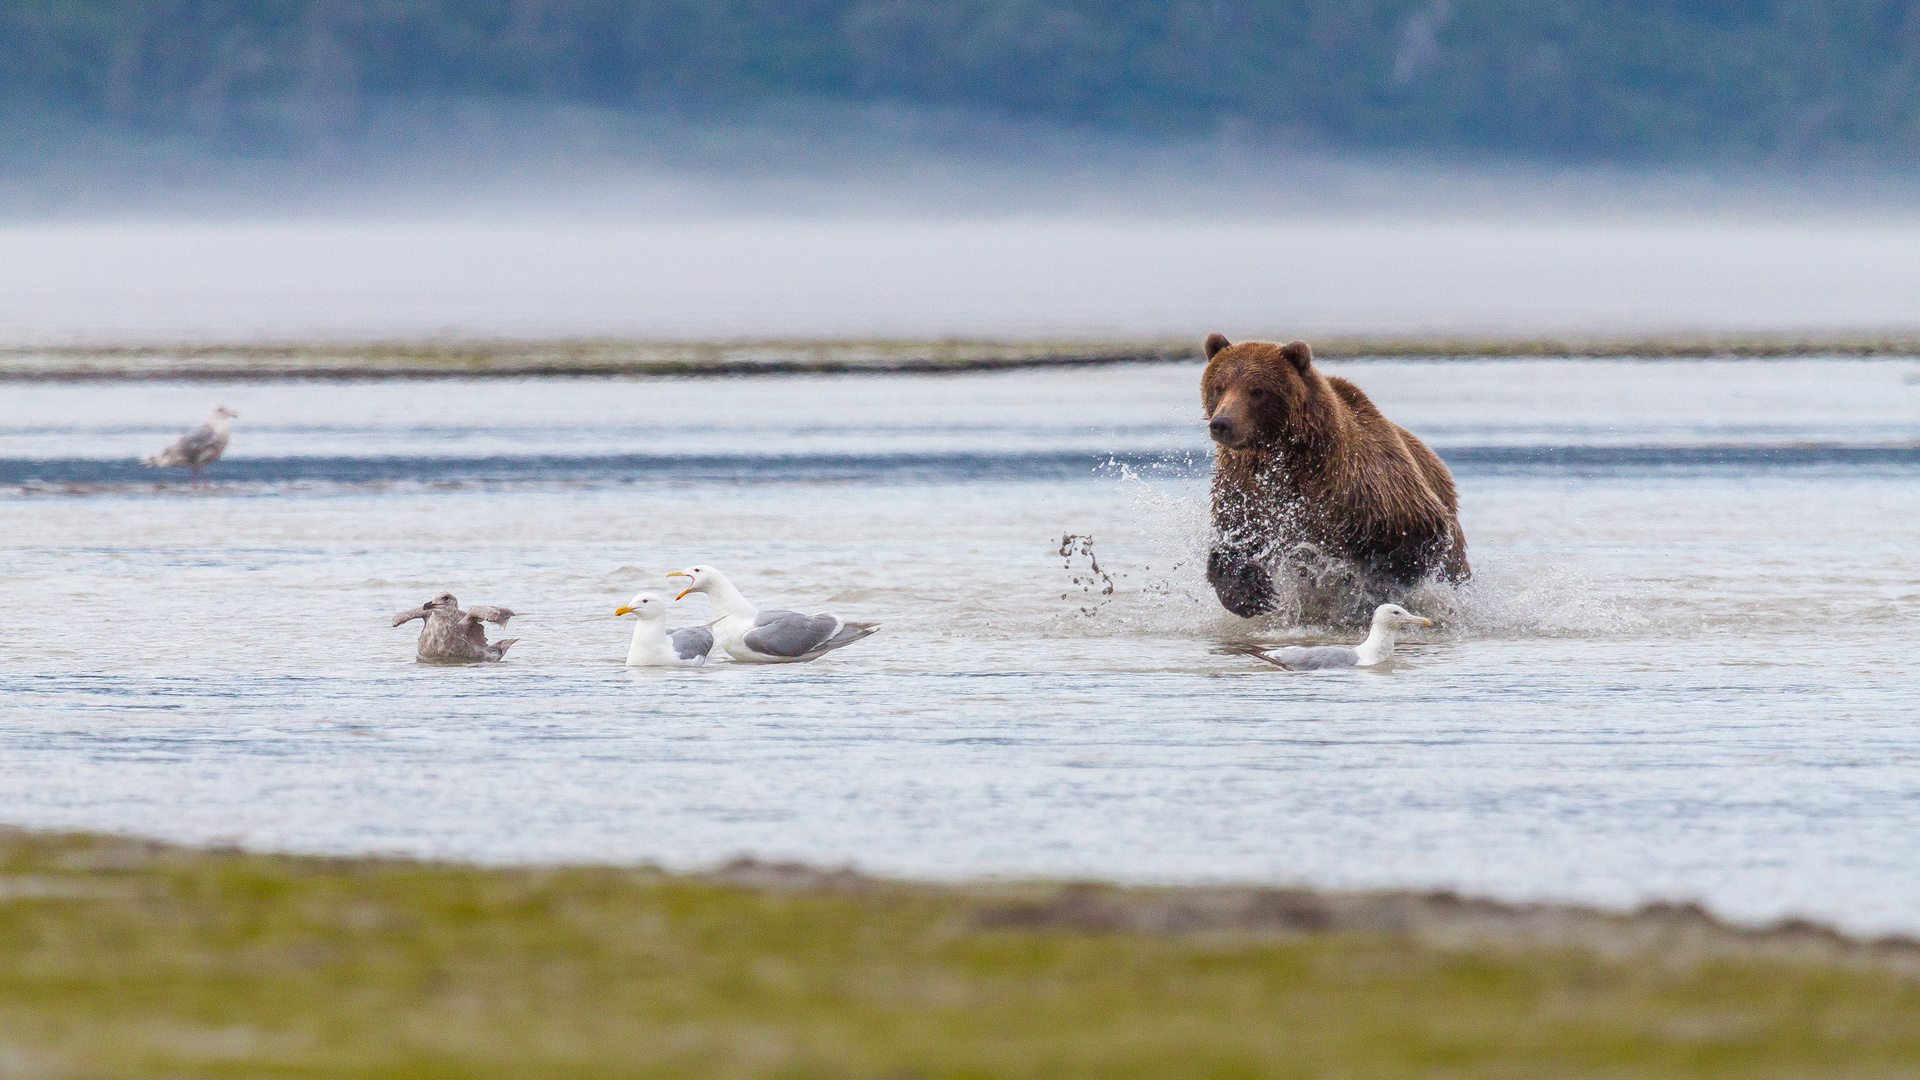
(613, 592), (715, 667)
(667, 565), (879, 664)
(143, 405), (237, 487)
(1250, 604), (1431, 670)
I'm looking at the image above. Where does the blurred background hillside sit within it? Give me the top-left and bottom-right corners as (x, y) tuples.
(6, 0), (1920, 166)
(4, 2), (1919, 343)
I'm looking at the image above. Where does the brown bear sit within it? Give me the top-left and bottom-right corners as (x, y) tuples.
(1201, 334), (1468, 620)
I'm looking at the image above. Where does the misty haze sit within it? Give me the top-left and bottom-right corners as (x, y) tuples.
(5, 105), (1920, 340)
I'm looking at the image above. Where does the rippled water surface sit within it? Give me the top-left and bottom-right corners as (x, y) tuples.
(4, 360), (1919, 932)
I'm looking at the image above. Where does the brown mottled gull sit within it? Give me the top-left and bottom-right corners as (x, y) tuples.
(391, 592), (520, 662)
(142, 406), (237, 486)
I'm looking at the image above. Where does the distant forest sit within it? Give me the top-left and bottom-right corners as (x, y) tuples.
(5, 1), (1920, 164)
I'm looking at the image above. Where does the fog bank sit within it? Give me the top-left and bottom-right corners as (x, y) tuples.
(3, 217), (1918, 343)
(5, 108), (1918, 343)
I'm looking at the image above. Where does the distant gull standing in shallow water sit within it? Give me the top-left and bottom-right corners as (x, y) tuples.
(614, 592), (715, 666)
(1251, 604), (1431, 670)
(391, 592), (520, 662)
(668, 565), (879, 663)
(142, 405), (237, 487)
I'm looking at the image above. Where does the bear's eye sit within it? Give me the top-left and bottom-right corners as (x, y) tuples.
(1249, 387), (1267, 398)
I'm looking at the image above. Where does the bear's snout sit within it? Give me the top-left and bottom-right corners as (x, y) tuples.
(1208, 397), (1259, 447)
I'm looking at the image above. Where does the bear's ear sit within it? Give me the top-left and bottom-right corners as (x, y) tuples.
(1204, 332), (1231, 360)
(1281, 340), (1313, 373)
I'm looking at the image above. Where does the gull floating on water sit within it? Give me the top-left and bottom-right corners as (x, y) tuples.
(142, 405), (237, 486)
(1250, 604), (1431, 670)
(668, 565), (879, 663)
(391, 592), (519, 662)
(614, 592), (715, 667)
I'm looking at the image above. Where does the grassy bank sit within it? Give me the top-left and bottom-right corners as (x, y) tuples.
(2, 829), (1918, 1078)
(4, 332), (1920, 380)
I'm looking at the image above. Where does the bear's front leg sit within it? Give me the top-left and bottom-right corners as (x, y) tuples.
(1207, 546), (1275, 617)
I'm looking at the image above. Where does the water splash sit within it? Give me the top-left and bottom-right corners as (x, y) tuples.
(1049, 454), (1654, 641)
(1056, 533), (1120, 616)
(1404, 563), (1654, 640)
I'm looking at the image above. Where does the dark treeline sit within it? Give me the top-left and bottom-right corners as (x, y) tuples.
(5, 1), (1920, 164)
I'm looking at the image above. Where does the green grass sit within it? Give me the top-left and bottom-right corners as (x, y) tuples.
(1, 830), (1918, 1078)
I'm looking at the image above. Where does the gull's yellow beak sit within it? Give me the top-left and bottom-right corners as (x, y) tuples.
(613, 605), (633, 616)
(1416, 616), (1431, 626)
(666, 569), (693, 600)
(674, 589), (691, 601)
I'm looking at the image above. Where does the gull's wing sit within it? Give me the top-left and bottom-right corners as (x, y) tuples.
(808, 620), (878, 656)
(466, 605), (514, 626)
(391, 607), (428, 627)
(669, 626), (715, 661)
(461, 612), (492, 648)
(175, 423), (228, 464)
(742, 610), (840, 658)
(151, 423), (227, 467)
(145, 423), (212, 466)
(1252, 646), (1361, 671)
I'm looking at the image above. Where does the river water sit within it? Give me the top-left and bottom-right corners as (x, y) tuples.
(3, 359), (1918, 933)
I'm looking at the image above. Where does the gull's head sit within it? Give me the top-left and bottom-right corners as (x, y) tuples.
(1372, 603), (1431, 630)
(666, 565), (719, 601)
(423, 592), (459, 610)
(212, 405), (238, 420)
(614, 592), (668, 621)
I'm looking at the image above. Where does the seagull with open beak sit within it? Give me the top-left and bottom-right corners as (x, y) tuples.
(668, 565), (879, 663)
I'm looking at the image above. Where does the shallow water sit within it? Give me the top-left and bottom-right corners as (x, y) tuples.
(4, 360), (1919, 933)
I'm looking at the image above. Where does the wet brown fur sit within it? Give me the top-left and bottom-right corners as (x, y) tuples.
(1201, 334), (1468, 617)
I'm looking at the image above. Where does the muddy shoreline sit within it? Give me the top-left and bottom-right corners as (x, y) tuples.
(5, 332), (1920, 380)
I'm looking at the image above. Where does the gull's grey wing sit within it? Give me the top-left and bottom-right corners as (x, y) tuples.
(392, 607), (428, 627)
(1253, 645), (1361, 671)
(145, 426), (198, 465)
(466, 605), (514, 626)
(144, 423), (228, 467)
(810, 620), (878, 655)
(669, 626), (715, 661)
(742, 610), (839, 658)
(461, 612), (493, 648)
(172, 423), (228, 465)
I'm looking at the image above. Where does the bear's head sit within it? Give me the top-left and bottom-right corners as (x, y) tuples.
(1200, 334), (1318, 450)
